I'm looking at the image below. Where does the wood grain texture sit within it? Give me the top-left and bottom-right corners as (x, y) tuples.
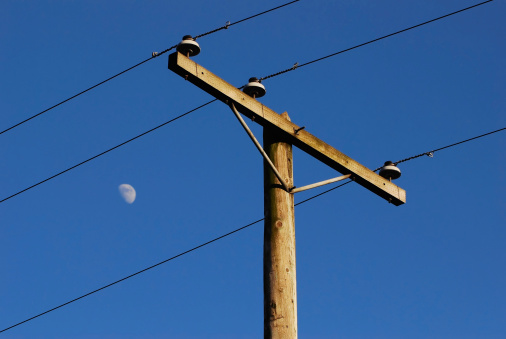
(264, 112), (297, 338)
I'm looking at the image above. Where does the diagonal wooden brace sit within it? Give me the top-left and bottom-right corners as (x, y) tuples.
(229, 102), (291, 192)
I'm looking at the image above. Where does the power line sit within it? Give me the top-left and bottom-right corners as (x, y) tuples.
(259, 0), (494, 81)
(194, 0), (301, 39)
(0, 55), (164, 136)
(0, 0), (499, 332)
(0, 174), (350, 334)
(0, 0), (302, 136)
(306, 124), (505, 185)
(1, 110), (503, 206)
(1, 126), (504, 332)
(0, 0), (498, 204)
(3, 0), (487, 136)
(392, 127), (506, 166)
(228, 0), (300, 28)
(0, 217), (264, 334)
(0, 99), (217, 204)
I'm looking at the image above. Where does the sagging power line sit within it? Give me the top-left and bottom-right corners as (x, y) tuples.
(0, 174), (366, 333)
(258, 0), (494, 81)
(4, 121), (503, 332)
(0, 0), (499, 205)
(0, 0), (301, 136)
(0, 99), (217, 204)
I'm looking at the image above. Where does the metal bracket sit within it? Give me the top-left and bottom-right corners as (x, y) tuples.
(229, 102), (291, 192)
(290, 174), (351, 194)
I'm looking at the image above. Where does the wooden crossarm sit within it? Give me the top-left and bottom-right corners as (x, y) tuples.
(168, 52), (406, 205)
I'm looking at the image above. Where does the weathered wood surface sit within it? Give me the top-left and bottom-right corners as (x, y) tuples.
(264, 113), (297, 338)
(168, 52), (406, 206)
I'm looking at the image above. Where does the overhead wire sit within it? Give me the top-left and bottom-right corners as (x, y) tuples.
(227, 0), (300, 27)
(1, 0), (500, 332)
(2, 0), (490, 136)
(0, 55), (163, 136)
(0, 0), (499, 205)
(0, 173), (351, 334)
(391, 127), (506, 166)
(194, 0), (301, 39)
(2, 119), (503, 206)
(298, 126), (506, 199)
(0, 99), (217, 204)
(1, 125), (505, 332)
(0, 217), (264, 334)
(258, 0), (494, 81)
(0, 0), (301, 136)
(368, 127), (506, 172)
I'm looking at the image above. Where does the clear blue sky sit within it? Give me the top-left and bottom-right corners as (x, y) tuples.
(1, 1), (505, 338)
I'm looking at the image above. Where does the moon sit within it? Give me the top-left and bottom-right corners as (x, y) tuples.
(118, 184), (136, 204)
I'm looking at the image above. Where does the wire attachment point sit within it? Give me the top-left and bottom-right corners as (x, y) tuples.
(259, 61), (300, 81)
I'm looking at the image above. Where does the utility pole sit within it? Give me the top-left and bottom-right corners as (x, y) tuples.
(168, 39), (406, 338)
(263, 115), (297, 338)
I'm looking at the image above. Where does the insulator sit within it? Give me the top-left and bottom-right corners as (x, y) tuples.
(379, 161), (401, 180)
(243, 77), (266, 98)
(176, 35), (201, 57)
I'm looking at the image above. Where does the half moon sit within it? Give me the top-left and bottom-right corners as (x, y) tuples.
(118, 184), (136, 204)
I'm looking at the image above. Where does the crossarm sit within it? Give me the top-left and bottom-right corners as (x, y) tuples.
(168, 52), (406, 205)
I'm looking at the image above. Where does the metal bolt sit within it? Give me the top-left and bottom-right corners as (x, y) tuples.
(294, 126), (305, 135)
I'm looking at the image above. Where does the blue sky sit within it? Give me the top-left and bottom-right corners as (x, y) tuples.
(1, 1), (505, 338)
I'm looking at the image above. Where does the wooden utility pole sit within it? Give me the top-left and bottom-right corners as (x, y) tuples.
(168, 50), (406, 339)
(263, 115), (297, 338)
